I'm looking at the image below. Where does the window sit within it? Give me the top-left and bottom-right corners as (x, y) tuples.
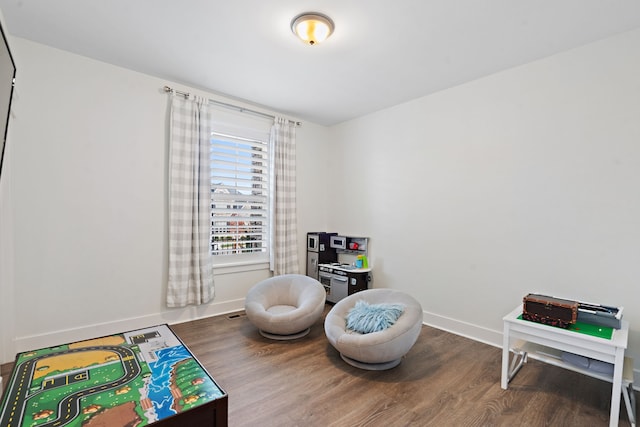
(210, 130), (270, 263)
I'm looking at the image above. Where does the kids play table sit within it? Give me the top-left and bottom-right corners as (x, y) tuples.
(0, 324), (227, 427)
(502, 306), (633, 427)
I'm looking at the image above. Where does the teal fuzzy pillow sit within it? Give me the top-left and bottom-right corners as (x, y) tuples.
(346, 300), (405, 334)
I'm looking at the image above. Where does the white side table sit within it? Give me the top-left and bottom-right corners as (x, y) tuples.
(502, 306), (632, 427)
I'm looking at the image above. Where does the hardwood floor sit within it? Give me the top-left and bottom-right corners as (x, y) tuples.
(2, 306), (635, 426)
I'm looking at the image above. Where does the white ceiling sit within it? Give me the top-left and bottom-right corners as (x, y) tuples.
(1, 1), (640, 126)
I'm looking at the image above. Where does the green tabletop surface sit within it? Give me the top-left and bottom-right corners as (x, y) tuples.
(517, 314), (613, 340)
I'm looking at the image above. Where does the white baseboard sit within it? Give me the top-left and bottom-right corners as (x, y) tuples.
(8, 304), (640, 392)
(422, 309), (503, 349)
(11, 298), (246, 360)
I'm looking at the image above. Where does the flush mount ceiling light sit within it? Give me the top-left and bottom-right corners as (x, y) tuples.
(291, 12), (335, 45)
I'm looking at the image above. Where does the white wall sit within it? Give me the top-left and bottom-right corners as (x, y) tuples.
(0, 119), (14, 364)
(2, 24), (639, 377)
(0, 38), (330, 362)
(0, 7), (16, 365)
(329, 28), (640, 362)
(0, 92), (14, 364)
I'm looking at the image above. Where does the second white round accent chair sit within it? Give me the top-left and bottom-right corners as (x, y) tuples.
(324, 288), (423, 370)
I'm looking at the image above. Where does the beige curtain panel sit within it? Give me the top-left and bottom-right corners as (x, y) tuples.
(167, 94), (215, 307)
(269, 117), (299, 275)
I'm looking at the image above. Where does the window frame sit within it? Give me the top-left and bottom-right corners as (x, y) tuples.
(209, 115), (272, 268)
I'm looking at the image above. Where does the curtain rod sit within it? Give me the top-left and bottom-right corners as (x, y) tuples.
(163, 85), (301, 127)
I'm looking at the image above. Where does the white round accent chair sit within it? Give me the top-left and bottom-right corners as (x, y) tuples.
(245, 274), (327, 340)
(324, 288), (423, 370)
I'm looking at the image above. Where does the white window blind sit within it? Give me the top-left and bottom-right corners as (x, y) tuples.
(210, 131), (269, 258)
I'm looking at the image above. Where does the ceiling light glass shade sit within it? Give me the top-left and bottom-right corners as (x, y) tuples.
(291, 13), (334, 45)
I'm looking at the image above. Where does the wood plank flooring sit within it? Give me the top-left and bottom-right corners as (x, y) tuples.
(2, 306), (635, 426)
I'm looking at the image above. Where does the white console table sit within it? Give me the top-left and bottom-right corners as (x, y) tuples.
(502, 306), (634, 427)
